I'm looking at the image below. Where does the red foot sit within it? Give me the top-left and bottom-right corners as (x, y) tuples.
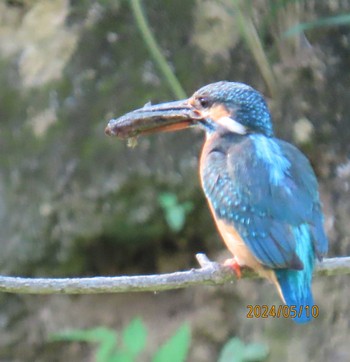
(223, 258), (242, 279)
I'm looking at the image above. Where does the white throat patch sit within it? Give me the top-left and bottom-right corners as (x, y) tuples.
(216, 116), (247, 135)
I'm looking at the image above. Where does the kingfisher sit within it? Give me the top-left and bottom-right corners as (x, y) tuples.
(105, 81), (328, 323)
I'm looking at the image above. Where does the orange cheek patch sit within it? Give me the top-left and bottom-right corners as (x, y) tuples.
(209, 104), (231, 121)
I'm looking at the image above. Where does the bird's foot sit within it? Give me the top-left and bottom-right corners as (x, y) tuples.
(223, 258), (242, 279)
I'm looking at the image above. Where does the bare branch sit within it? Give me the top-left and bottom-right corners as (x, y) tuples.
(0, 254), (349, 295)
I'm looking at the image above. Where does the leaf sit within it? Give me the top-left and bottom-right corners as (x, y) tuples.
(109, 351), (134, 362)
(152, 324), (191, 362)
(52, 327), (117, 362)
(122, 318), (147, 357)
(165, 205), (186, 232)
(96, 336), (119, 362)
(158, 193), (177, 208)
(51, 327), (116, 343)
(218, 338), (269, 362)
(158, 192), (193, 232)
(284, 13), (350, 37)
(218, 338), (246, 362)
(243, 343), (269, 361)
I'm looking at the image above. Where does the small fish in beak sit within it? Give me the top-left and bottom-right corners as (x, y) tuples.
(105, 99), (202, 146)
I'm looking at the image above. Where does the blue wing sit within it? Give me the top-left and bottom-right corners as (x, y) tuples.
(201, 134), (328, 270)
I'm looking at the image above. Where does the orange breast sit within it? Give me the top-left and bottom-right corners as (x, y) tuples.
(214, 214), (261, 271)
(207, 203), (285, 302)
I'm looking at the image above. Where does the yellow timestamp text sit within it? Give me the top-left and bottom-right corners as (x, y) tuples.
(246, 304), (319, 319)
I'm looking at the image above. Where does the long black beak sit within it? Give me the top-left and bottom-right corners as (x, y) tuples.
(105, 99), (202, 139)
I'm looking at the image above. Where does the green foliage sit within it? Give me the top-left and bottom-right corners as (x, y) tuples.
(52, 326), (119, 362)
(229, 0), (350, 94)
(122, 318), (146, 358)
(284, 13), (350, 37)
(231, 0), (277, 97)
(158, 192), (193, 232)
(218, 337), (269, 362)
(130, 0), (186, 99)
(52, 320), (268, 362)
(152, 324), (191, 362)
(52, 318), (191, 362)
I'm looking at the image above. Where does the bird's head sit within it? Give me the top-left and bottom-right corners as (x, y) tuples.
(105, 81), (274, 140)
(190, 81), (273, 136)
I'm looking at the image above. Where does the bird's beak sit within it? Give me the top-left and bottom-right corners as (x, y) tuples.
(105, 99), (202, 139)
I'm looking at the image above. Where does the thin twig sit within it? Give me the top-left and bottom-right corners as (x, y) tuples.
(232, 0), (277, 97)
(130, 0), (187, 99)
(0, 254), (348, 295)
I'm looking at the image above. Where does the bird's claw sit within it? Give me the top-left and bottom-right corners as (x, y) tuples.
(223, 258), (242, 279)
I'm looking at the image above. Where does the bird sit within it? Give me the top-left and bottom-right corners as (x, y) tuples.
(105, 81), (328, 323)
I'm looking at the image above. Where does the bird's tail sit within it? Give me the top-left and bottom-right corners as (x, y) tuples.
(275, 269), (314, 324)
(274, 224), (317, 324)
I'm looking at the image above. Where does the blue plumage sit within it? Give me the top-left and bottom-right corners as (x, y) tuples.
(107, 80), (328, 324)
(252, 135), (291, 186)
(275, 224), (315, 323)
(197, 82), (328, 323)
(194, 82), (274, 136)
(201, 133), (327, 268)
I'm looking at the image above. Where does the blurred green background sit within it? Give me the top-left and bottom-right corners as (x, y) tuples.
(0, 0), (349, 361)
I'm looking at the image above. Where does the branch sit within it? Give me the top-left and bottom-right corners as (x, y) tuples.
(0, 254), (349, 295)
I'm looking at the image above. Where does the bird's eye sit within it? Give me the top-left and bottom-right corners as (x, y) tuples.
(197, 97), (210, 108)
